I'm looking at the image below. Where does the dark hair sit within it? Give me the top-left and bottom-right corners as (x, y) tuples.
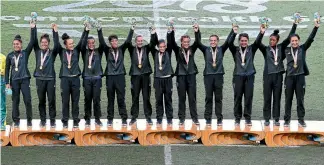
(270, 29), (280, 41)
(40, 33), (50, 43)
(238, 33), (249, 41)
(61, 33), (71, 45)
(108, 35), (118, 42)
(290, 34), (300, 40)
(87, 36), (95, 40)
(13, 34), (22, 43)
(209, 34), (219, 41)
(135, 35), (142, 41)
(180, 35), (190, 42)
(158, 39), (166, 46)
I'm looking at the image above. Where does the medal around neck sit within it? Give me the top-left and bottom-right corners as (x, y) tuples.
(293, 13), (302, 24)
(314, 12), (321, 24)
(31, 12), (38, 24)
(259, 17), (269, 29)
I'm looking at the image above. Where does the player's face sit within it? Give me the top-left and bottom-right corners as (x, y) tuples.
(65, 39), (74, 51)
(41, 38), (49, 50)
(269, 36), (278, 47)
(159, 42), (166, 53)
(239, 37), (248, 48)
(136, 36), (143, 48)
(290, 36), (299, 48)
(110, 39), (118, 49)
(13, 40), (22, 52)
(181, 37), (190, 49)
(209, 36), (218, 47)
(87, 39), (95, 50)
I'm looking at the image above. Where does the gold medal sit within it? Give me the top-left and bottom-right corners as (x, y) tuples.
(241, 62), (245, 66)
(159, 66), (162, 70)
(68, 64), (71, 69)
(212, 63), (216, 67)
(40, 65), (43, 70)
(88, 65), (91, 69)
(293, 63), (297, 68)
(15, 67), (18, 71)
(274, 61), (278, 65)
(138, 64), (142, 69)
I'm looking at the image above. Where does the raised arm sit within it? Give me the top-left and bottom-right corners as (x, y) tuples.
(148, 30), (158, 52)
(33, 25), (40, 53)
(281, 23), (297, 48)
(303, 23), (319, 50)
(251, 26), (265, 53)
(81, 29), (89, 54)
(228, 27), (238, 55)
(166, 31), (174, 56)
(190, 24), (200, 53)
(52, 24), (63, 54)
(121, 28), (134, 53)
(98, 27), (109, 52)
(195, 29), (208, 53)
(75, 28), (87, 51)
(220, 29), (234, 54)
(25, 23), (36, 57)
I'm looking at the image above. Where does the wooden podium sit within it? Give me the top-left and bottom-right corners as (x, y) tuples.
(137, 119), (201, 146)
(201, 119), (265, 146)
(74, 119), (138, 146)
(10, 119), (74, 146)
(264, 120), (324, 147)
(1, 125), (11, 146)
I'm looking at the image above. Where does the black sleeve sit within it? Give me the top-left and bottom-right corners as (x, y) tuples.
(148, 32), (158, 52)
(228, 32), (237, 56)
(51, 30), (59, 58)
(167, 31), (179, 57)
(251, 32), (264, 53)
(97, 28), (109, 52)
(75, 29), (86, 51)
(120, 28), (134, 53)
(303, 26), (319, 50)
(195, 30), (208, 54)
(221, 29), (234, 54)
(191, 32), (199, 54)
(281, 23), (297, 48)
(81, 30), (89, 55)
(33, 26), (40, 53)
(25, 27), (36, 57)
(5, 54), (11, 84)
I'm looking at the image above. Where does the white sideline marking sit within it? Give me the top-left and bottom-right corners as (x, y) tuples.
(164, 145), (173, 165)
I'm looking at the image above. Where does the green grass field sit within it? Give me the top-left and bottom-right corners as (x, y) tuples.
(1, 1), (324, 164)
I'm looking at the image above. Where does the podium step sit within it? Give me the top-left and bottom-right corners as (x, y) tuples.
(1, 125), (11, 146)
(264, 120), (324, 147)
(74, 119), (138, 146)
(137, 119), (201, 146)
(201, 119), (265, 146)
(10, 119), (74, 146)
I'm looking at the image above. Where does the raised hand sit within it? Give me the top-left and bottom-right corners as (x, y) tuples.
(30, 21), (36, 28)
(260, 24), (266, 34)
(193, 23), (199, 32)
(51, 23), (58, 32)
(315, 20), (320, 27)
(233, 26), (238, 33)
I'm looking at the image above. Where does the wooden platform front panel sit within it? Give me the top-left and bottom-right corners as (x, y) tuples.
(1, 125), (11, 146)
(74, 119), (138, 146)
(10, 120), (74, 146)
(264, 120), (324, 147)
(201, 119), (265, 146)
(138, 119), (201, 146)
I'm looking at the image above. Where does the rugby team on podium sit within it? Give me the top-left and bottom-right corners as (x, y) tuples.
(0, 15), (320, 130)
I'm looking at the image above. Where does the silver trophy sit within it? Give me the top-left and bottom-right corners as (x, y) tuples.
(259, 17), (269, 29)
(166, 19), (175, 33)
(293, 12), (302, 24)
(314, 12), (321, 24)
(30, 12), (38, 24)
(191, 18), (198, 25)
(147, 22), (155, 32)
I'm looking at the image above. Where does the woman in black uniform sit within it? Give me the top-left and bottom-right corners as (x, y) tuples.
(53, 24), (88, 128)
(284, 21), (320, 127)
(33, 24), (59, 128)
(5, 22), (35, 127)
(228, 25), (263, 126)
